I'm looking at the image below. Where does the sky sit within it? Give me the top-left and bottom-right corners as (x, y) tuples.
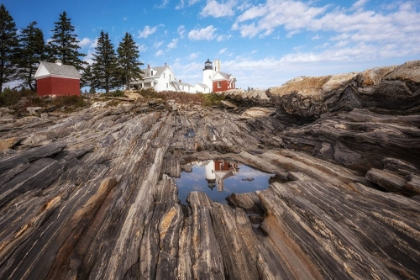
(2, 0), (420, 89)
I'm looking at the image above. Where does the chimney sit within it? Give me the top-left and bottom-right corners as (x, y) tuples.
(55, 59), (62, 66)
(179, 79), (182, 83)
(147, 64), (150, 69)
(164, 62), (167, 66)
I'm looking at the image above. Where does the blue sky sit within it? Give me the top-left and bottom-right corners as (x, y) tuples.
(2, 0), (420, 89)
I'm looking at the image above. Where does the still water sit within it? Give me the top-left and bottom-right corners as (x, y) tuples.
(176, 159), (275, 204)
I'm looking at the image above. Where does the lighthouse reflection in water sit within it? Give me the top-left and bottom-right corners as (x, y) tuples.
(176, 159), (274, 204)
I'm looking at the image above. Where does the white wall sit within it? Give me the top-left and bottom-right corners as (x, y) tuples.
(154, 68), (176, 92)
(202, 69), (214, 92)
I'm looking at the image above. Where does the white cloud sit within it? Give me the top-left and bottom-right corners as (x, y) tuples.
(138, 25), (163, 38)
(176, 0), (200, 9)
(155, 0), (170, 8)
(311, 34), (322, 40)
(352, 0), (369, 10)
(188, 52), (200, 60)
(232, 0), (420, 66)
(156, 50), (164, 56)
(219, 48), (227, 54)
(90, 39), (98, 49)
(123, 17), (128, 21)
(167, 39), (178, 49)
(178, 25), (186, 38)
(78, 37), (92, 48)
(188, 25), (217, 40)
(200, 0), (237, 18)
(137, 44), (148, 52)
(154, 41), (164, 48)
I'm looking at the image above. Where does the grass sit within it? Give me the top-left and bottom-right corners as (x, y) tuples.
(136, 88), (227, 107)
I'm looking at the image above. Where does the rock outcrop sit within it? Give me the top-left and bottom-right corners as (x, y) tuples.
(266, 60), (420, 118)
(0, 60), (420, 280)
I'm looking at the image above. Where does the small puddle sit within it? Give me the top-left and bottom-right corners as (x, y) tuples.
(176, 159), (275, 204)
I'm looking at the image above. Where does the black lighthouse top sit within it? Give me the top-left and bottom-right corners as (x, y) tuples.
(203, 59), (213, 71)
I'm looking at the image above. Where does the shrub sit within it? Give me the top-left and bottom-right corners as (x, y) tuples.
(52, 95), (87, 109)
(103, 90), (125, 97)
(0, 88), (20, 106)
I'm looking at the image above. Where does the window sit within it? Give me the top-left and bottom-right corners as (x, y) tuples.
(217, 82), (222, 88)
(166, 83), (168, 88)
(151, 70), (154, 76)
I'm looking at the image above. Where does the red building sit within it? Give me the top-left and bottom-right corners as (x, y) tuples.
(202, 59), (236, 93)
(212, 73), (236, 92)
(34, 60), (81, 96)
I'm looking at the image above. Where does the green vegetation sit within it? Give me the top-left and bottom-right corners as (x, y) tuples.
(0, 5), (145, 96)
(117, 32), (144, 90)
(17, 21), (47, 91)
(137, 88), (227, 107)
(48, 11), (86, 71)
(90, 31), (119, 93)
(103, 90), (125, 97)
(0, 88), (87, 113)
(0, 4), (19, 92)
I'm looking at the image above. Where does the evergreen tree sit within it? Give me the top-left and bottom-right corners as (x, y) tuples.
(117, 32), (144, 89)
(81, 64), (93, 88)
(17, 21), (47, 91)
(91, 31), (118, 93)
(49, 11), (86, 71)
(0, 4), (19, 92)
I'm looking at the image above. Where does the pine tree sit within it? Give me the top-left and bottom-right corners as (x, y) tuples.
(17, 21), (47, 91)
(49, 11), (86, 71)
(0, 4), (19, 92)
(81, 64), (93, 88)
(117, 32), (144, 89)
(91, 31), (118, 93)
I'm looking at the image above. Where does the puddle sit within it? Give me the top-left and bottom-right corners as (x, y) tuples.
(176, 159), (275, 204)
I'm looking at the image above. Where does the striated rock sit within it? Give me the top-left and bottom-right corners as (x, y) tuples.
(0, 137), (22, 152)
(0, 60), (419, 280)
(241, 107), (276, 118)
(366, 168), (406, 192)
(220, 100), (237, 110)
(405, 174), (420, 195)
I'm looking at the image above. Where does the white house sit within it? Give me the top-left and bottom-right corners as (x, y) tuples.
(130, 64), (211, 94)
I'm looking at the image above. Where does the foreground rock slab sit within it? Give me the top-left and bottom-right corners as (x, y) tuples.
(0, 99), (419, 280)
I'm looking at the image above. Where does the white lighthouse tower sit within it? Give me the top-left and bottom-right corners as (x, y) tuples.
(203, 59), (215, 92)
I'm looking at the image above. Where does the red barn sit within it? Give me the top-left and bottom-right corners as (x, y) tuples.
(34, 60), (81, 96)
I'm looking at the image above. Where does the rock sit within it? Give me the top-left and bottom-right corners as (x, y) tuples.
(0, 137), (22, 152)
(124, 90), (144, 101)
(405, 174), (420, 195)
(0, 60), (419, 280)
(385, 60), (420, 83)
(241, 107), (276, 118)
(26, 107), (42, 115)
(383, 157), (419, 176)
(366, 168), (407, 192)
(221, 100), (237, 109)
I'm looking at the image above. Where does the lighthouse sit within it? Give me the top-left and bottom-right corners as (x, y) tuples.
(202, 59), (215, 92)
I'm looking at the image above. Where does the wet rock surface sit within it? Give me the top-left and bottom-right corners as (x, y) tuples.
(1, 61), (420, 279)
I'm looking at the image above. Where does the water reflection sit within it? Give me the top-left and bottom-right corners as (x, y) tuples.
(176, 159), (274, 204)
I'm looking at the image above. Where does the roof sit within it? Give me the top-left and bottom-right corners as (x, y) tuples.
(142, 66), (169, 78)
(196, 83), (209, 88)
(35, 61), (81, 79)
(212, 71), (234, 81)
